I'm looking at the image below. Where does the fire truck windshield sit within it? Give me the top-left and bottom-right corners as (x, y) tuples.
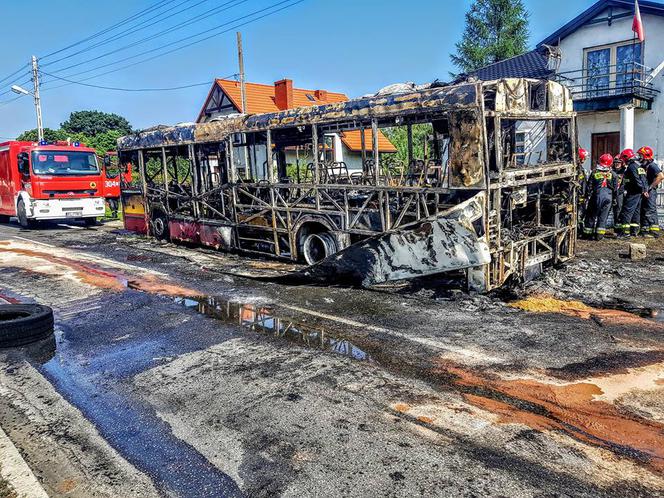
(31, 151), (99, 176)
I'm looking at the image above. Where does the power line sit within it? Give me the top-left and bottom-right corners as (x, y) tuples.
(40, 0), (182, 60)
(41, 71), (238, 92)
(43, 0), (209, 68)
(46, 0), (303, 86)
(46, 0), (271, 76)
(0, 96), (24, 108)
(0, 65), (30, 88)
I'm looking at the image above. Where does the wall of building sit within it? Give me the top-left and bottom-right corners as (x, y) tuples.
(556, 10), (664, 162)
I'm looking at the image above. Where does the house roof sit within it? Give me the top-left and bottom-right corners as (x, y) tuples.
(468, 48), (554, 81)
(216, 79), (349, 114)
(199, 79), (396, 153)
(538, 0), (664, 47)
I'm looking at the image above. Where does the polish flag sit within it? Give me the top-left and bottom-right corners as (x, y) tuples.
(633, 0), (645, 42)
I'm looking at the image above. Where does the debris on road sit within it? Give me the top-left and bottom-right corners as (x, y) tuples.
(630, 243), (647, 260)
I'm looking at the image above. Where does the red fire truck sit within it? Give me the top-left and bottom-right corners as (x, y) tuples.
(0, 141), (107, 227)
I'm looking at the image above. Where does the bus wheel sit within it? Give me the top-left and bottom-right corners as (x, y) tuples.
(302, 232), (338, 265)
(16, 200), (36, 229)
(151, 211), (170, 241)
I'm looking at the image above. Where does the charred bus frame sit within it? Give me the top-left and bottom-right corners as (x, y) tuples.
(118, 78), (578, 292)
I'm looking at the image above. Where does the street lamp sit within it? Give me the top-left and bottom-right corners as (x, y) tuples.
(11, 85), (30, 96)
(10, 56), (44, 143)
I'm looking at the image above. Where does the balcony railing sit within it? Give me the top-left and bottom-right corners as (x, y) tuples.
(555, 63), (659, 105)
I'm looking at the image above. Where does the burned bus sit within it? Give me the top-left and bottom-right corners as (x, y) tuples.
(117, 78), (577, 292)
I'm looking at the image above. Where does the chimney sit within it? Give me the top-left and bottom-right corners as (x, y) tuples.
(274, 79), (294, 109)
(314, 89), (328, 101)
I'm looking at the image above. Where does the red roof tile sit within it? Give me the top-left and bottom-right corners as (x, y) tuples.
(198, 79), (396, 153)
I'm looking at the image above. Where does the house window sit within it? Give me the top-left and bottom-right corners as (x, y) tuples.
(584, 41), (643, 97)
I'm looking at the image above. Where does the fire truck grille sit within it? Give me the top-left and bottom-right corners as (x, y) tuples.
(43, 190), (97, 196)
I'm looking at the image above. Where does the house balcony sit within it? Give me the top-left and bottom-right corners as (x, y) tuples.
(554, 63), (659, 112)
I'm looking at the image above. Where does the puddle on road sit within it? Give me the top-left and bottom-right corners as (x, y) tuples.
(0, 240), (371, 362)
(173, 296), (371, 362)
(0, 241), (199, 297)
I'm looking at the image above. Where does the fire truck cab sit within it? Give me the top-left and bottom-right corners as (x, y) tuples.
(0, 141), (107, 227)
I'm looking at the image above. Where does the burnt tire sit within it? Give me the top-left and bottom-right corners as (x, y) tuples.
(151, 211), (170, 241)
(0, 305), (54, 348)
(302, 232), (338, 265)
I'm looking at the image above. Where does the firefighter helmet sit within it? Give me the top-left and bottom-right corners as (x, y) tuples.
(638, 146), (654, 161)
(620, 149), (636, 162)
(578, 148), (588, 162)
(599, 154), (614, 167)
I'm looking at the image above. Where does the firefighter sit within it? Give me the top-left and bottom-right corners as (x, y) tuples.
(616, 148), (648, 237)
(638, 146), (664, 237)
(612, 154), (626, 227)
(577, 148), (589, 232)
(583, 154), (616, 240)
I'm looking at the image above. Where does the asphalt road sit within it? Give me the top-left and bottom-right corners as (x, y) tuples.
(0, 220), (663, 497)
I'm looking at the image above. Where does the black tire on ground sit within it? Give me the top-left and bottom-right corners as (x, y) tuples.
(0, 305), (55, 348)
(0, 214), (10, 223)
(151, 211), (170, 241)
(83, 217), (98, 227)
(16, 199), (37, 229)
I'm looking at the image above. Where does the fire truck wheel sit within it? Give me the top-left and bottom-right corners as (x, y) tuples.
(0, 215), (10, 223)
(83, 217), (98, 227)
(0, 305), (54, 348)
(16, 200), (36, 229)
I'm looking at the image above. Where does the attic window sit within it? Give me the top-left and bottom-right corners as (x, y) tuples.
(306, 94), (316, 102)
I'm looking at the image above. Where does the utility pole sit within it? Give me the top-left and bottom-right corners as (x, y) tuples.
(236, 32), (248, 114)
(31, 56), (44, 143)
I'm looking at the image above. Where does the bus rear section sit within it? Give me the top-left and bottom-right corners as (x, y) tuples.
(0, 141), (106, 227)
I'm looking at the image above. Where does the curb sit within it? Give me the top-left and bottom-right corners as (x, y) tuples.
(0, 425), (49, 498)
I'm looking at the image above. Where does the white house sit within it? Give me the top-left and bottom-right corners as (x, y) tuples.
(470, 0), (664, 168)
(542, 0), (664, 166)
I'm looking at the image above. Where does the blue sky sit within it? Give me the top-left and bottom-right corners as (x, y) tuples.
(0, 0), (599, 139)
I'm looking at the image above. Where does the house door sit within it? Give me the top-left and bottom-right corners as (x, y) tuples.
(591, 132), (620, 166)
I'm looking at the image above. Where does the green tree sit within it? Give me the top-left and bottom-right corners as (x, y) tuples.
(382, 125), (432, 166)
(16, 128), (67, 142)
(451, 0), (530, 74)
(61, 110), (132, 136)
(86, 130), (124, 156)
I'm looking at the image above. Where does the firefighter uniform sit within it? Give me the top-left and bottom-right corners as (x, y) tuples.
(612, 163), (626, 227)
(616, 159), (648, 236)
(641, 159), (662, 236)
(577, 167), (589, 231)
(583, 166), (616, 240)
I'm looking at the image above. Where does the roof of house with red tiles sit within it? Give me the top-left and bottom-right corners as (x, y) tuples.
(197, 79), (396, 153)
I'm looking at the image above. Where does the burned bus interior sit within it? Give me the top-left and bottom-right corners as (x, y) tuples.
(118, 78), (577, 292)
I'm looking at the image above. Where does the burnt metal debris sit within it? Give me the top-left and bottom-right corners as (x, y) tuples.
(117, 78), (578, 292)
